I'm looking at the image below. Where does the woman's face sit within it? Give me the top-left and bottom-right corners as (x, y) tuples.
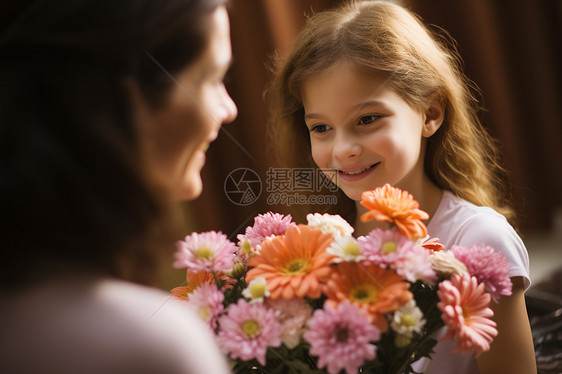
(140, 6), (237, 201)
(302, 61), (440, 201)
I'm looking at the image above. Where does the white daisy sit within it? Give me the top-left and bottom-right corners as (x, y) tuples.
(242, 276), (270, 303)
(326, 235), (365, 263)
(390, 300), (426, 338)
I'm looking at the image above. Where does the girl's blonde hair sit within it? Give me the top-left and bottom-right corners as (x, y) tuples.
(267, 0), (515, 225)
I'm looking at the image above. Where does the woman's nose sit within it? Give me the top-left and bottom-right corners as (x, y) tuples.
(221, 86), (238, 125)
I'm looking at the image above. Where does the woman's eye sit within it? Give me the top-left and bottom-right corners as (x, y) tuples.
(310, 124), (330, 133)
(359, 115), (379, 125)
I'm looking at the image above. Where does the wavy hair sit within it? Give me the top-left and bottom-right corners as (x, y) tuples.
(267, 0), (515, 226)
(0, 0), (228, 289)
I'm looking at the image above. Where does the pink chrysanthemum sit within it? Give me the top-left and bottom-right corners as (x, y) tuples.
(174, 231), (237, 272)
(437, 273), (498, 356)
(358, 228), (436, 283)
(304, 301), (380, 374)
(237, 212), (296, 248)
(394, 244), (437, 284)
(358, 228), (414, 266)
(265, 298), (313, 349)
(452, 245), (512, 302)
(187, 283), (224, 330)
(218, 299), (281, 366)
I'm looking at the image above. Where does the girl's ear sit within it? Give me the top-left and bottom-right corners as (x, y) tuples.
(422, 96), (445, 138)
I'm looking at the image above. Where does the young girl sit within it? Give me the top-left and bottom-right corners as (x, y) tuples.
(267, 1), (536, 373)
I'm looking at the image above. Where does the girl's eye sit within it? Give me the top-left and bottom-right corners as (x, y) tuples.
(310, 124), (331, 133)
(359, 115), (379, 125)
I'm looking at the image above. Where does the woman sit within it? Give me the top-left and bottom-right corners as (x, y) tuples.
(0, 0), (237, 373)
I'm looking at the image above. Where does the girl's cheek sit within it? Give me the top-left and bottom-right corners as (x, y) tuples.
(310, 141), (330, 167)
(369, 132), (393, 154)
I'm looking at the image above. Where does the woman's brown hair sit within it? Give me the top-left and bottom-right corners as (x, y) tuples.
(0, 0), (228, 289)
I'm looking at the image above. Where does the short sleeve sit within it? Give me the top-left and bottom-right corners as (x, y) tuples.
(455, 212), (531, 290)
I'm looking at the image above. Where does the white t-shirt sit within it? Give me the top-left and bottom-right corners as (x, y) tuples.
(411, 190), (530, 374)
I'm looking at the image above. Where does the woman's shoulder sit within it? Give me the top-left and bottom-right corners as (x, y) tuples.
(97, 278), (231, 372)
(0, 275), (229, 374)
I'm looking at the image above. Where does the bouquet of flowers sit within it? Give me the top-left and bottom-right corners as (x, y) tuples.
(171, 184), (512, 374)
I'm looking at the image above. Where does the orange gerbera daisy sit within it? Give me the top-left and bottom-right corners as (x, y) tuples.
(171, 270), (232, 300)
(324, 262), (413, 332)
(360, 184), (429, 240)
(246, 225), (335, 300)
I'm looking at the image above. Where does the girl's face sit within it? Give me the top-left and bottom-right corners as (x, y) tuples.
(139, 6), (237, 201)
(302, 61), (440, 201)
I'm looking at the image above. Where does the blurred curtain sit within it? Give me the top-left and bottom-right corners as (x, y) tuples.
(406, 0), (562, 234)
(184, 0), (562, 238)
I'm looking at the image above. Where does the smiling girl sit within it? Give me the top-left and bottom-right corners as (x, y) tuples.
(268, 1), (536, 373)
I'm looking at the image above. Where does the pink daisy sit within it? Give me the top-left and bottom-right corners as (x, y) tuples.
(174, 231), (237, 272)
(304, 301), (380, 374)
(394, 244), (437, 284)
(187, 283), (224, 330)
(358, 228), (436, 283)
(437, 273), (498, 356)
(217, 299), (281, 366)
(452, 245), (512, 302)
(265, 298), (313, 349)
(358, 228), (414, 266)
(237, 212), (296, 248)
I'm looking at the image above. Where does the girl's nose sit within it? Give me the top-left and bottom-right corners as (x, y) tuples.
(332, 131), (362, 160)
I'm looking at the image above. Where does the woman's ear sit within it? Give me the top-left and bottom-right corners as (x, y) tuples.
(122, 77), (151, 119)
(422, 95), (445, 138)
(121, 76), (158, 138)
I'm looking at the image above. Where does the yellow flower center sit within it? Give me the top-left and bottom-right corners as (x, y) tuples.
(240, 241), (254, 256)
(400, 314), (416, 327)
(343, 242), (361, 257)
(381, 241), (398, 254)
(462, 306), (471, 321)
(199, 306), (211, 321)
(350, 284), (378, 303)
(195, 247), (214, 260)
(242, 320), (260, 338)
(284, 258), (310, 275)
(250, 283), (267, 299)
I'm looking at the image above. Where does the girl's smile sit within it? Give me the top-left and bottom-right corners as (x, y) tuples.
(302, 61), (443, 201)
(336, 162), (380, 181)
